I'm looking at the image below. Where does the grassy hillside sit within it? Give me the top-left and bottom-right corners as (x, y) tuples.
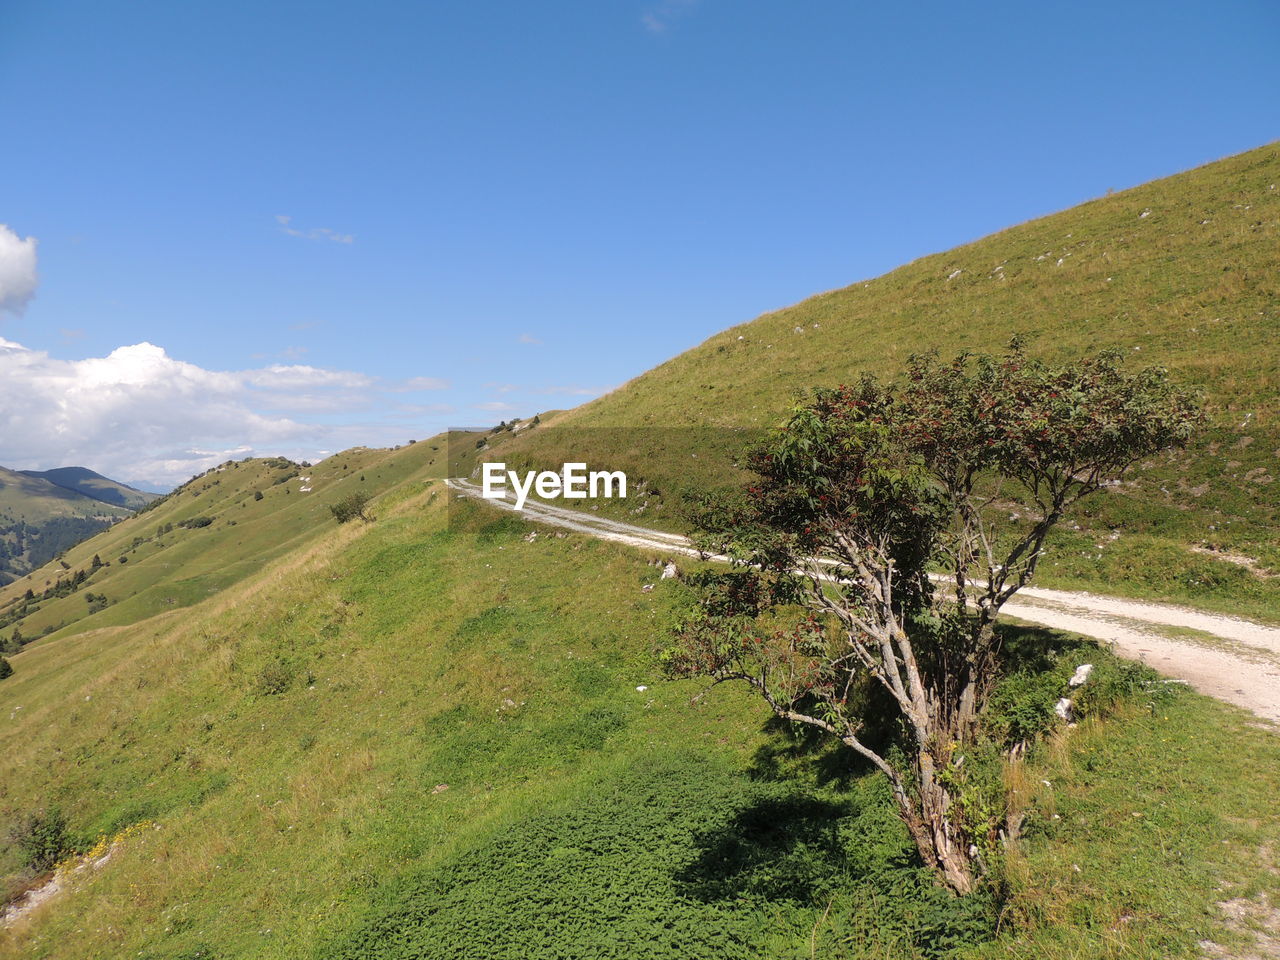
(19, 468), (160, 511)
(496, 143), (1280, 620)
(2, 459), (1277, 959)
(0, 442), (448, 650)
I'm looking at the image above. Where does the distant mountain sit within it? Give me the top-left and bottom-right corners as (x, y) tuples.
(19, 466), (162, 510)
(0, 466), (138, 586)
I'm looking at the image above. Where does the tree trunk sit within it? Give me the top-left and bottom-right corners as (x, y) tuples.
(955, 618), (998, 735)
(911, 750), (976, 895)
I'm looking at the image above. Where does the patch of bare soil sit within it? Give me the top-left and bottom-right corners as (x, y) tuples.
(1200, 895), (1280, 959)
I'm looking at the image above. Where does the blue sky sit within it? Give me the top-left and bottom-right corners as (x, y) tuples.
(1, 0), (1277, 488)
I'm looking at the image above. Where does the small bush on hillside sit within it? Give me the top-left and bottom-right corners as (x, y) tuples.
(330, 492), (372, 524)
(0, 656), (12, 680)
(8, 808), (71, 873)
(255, 658), (294, 696)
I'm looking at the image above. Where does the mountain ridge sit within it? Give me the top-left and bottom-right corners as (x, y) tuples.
(17, 466), (161, 511)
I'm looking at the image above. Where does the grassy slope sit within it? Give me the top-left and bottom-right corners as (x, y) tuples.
(0, 442), (445, 646)
(1, 467), (1277, 959)
(502, 142), (1280, 619)
(0, 468), (131, 523)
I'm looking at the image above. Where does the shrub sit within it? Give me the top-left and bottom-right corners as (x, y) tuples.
(255, 658), (293, 696)
(0, 656), (11, 680)
(9, 808), (71, 873)
(330, 492), (372, 524)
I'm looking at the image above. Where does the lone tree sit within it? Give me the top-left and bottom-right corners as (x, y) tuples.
(330, 491), (372, 524)
(664, 344), (1199, 894)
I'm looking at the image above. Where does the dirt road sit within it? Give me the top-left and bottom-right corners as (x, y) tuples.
(448, 478), (1280, 723)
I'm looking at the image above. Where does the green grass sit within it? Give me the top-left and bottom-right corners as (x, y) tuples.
(323, 755), (992, 960)
(3, 482), (1278, 959)
(0, 440), (445, 646)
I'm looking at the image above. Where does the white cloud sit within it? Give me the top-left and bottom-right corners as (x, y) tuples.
(391, 375), (451, 392)
(474, 401), (517, 412)
(0, 339), (415, 488)
(517, 333), (542, 345)
(275, 214), (354, 244)
(0, 225), (38, 315)
(241, 364), (374, 389)
(641, 0), (699, 33)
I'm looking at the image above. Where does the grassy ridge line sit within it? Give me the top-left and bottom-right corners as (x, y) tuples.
(17, 467), (160, 511)
(573, 143), (1280, 426)
(489, 143), (1280, 618)
(0, 468), (131, 521)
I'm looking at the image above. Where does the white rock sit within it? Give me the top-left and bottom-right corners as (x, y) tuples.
(636, 685), (648, 692)
(1069, 664), (1094, 687)
(660, 562), (678, 580)
(947, 269), (963, 281)
(1054, 698), (1074, 721)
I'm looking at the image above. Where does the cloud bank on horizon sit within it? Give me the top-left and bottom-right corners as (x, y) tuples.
(0, 337), (421, 489)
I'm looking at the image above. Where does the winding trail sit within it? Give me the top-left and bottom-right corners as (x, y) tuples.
(448, 478), (1280, 724)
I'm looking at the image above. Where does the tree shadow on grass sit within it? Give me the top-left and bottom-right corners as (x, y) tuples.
(745, 678), (903, 791)
(996, 621), (1091, 674)
(674, 792), (853, 903)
